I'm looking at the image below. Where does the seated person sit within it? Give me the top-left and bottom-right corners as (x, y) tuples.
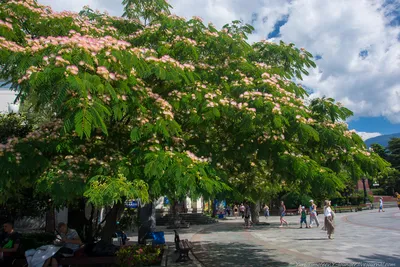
(0, 221), (21, 267)
(115, 230), (129, 245)
(43, 222), (82, 267)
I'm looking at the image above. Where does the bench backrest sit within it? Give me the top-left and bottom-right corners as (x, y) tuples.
(174, 230), (180, 250)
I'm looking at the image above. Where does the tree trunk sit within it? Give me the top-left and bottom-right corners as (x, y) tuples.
(68, 199), (94, 242)
(101, 202), (124, 244)
(250, 201), (260, 224)
(212, 199), (217, 217)
(138, 201), (156, 244)
(45, 210), (55, 233)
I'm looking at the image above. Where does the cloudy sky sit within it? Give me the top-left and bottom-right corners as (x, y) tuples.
(14, 0), (400, 139)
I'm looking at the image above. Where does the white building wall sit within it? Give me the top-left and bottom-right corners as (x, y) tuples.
(0, 89), (18, 113)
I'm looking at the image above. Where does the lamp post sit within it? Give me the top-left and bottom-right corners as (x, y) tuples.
(361, 177), (368, 204)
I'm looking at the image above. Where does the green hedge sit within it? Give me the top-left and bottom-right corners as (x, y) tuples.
(281, 192), (313, 209)
(371, 188), (385, 196)
(331, 191), (373, 206)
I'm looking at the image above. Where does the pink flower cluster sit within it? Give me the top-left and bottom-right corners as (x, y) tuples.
(185, 150), (209, 163)
(0, 37), (24, 52)
(146, 88), (174, 120)
(204, 30), (219, 38)
(6, 0), (119, 36)
(18, 66), (41, 84)
(66, 65), (79, 75)
(295, 115), (315, 125)
(0, 19), (13, 30)
(25, 34), (131, 55)
(145, 55), (195, 71)
(254, 62), (271, 70)
(173, 36), (197, 46)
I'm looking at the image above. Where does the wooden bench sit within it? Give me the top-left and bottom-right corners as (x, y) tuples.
(174, 230), (194, 263)
(334, 206), (354, 213)
(177, 240), (193, 263)
(285, 209), (299, 216)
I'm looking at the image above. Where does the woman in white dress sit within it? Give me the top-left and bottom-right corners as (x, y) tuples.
(324, 200), (335, 239)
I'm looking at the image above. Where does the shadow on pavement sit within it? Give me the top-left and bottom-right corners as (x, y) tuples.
(347, 253), (400, 266)
(197, 222), (307, 234)
(192, 241), (291, 267)
(294, 238), (327, 241)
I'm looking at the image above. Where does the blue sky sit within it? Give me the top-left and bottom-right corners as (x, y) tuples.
(348, 117), (400, 135)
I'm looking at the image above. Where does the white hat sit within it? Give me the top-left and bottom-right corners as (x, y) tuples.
(301, 206), (305, 209)
(309, 199), (313, 202)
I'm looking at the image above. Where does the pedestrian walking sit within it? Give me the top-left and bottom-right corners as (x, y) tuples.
(226, 205), (231, 217)
(244, 202), (252, 228)
(396, 192), (400, 210)
(263, 204), (270, 219)
(279, 201), (288, 227)
(240, 203), (245, 218)
(234, 204), (239, 218)
(379, 197), (385, 212)
(309, 200), (320, 228)
(324, 200), (335, 239)
(299, 206), (308, 228)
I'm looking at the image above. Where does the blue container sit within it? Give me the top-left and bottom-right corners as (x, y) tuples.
(218, 214), (224, 219)
(151, 232), (165, 245)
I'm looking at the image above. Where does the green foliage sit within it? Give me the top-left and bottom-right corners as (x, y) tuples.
(370, 143), (387, 159)
(388, 138), (400, 170)
(122, 0), (171, 24)
(281, 192), (313, 209)
(0, 113), (31, 144)
(371, 188), (385, 196)
(0, 0), (388, 213)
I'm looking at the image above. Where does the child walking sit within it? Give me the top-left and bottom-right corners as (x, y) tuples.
(300, 206), (308, 228)
(379, 197), (385, 212)
(263, 204), (270, 219)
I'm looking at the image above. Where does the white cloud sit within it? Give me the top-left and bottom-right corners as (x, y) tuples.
(356, 131), (382, 141)
(38, 0), (400, 125)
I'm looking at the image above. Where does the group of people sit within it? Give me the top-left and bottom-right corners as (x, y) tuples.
(279, 200), (335, 239)
(0, 221), (82, 267)
(225, 202), (252, 228)
(297, 199), (320, 229)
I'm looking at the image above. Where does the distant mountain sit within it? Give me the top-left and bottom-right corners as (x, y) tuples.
(365, 133), (400, 147)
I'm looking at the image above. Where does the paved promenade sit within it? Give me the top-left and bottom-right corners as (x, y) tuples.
(129, 208), (400, 266)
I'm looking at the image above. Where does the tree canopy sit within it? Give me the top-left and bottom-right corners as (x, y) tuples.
(0, 0), (389, 217)
(371, 139), (400, 195)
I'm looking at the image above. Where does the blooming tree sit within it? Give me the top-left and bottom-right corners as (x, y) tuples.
(0, 0), (388, 238)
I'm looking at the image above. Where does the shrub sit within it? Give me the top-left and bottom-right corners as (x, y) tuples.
(117, 245), (163, 267)
(281, 192), (313, 209)
(371, 188), (385, 196)
(331, 197), (346, 206)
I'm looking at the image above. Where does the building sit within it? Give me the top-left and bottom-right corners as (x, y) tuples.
(0, 84), (19, 113)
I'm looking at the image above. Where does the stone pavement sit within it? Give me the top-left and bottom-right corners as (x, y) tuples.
(190, 208), (400, 266)
(128, 208), (400, 266)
